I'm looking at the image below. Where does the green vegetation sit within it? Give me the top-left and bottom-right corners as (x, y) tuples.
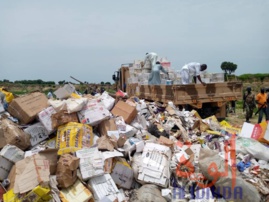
(221, 61), (237, 75)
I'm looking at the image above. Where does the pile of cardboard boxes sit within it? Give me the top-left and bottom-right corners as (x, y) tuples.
(0, 83), (268, 202)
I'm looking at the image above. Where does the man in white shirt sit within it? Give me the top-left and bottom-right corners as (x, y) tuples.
(180, 62), (207, 85)
(143, 52), (158, 70)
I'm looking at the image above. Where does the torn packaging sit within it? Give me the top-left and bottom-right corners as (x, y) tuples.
(98, 118), (117, 137)
(51, 110), (78, 130)
(37, 106), (56, 134)
(0, 119), (31, 150)
(56, 154), (80, 188)
(38, 149), (58, 175)
(7, 92), (49, 124)
(97, 135), (115, 151)
(14, 155), (50, 194)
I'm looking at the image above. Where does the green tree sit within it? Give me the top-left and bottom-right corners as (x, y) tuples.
(105, 82), (111, 85)
(58, 80), (65, 85)
(220, 61), (237, 75)
(100, 81), (104, 85)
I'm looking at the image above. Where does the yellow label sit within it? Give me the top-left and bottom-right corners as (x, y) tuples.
(56, 122), (94, 155)
(206, 130), (221, 135)
(3, 189), (19, 202)
(220, 120), (231, 127)
(20, 186), (51, 202)
(70, 93), (81, 99)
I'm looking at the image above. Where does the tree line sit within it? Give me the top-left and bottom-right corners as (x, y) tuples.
(0, 79), (112, 85)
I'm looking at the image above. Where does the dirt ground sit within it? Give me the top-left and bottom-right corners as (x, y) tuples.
(226, 108), (265, 128)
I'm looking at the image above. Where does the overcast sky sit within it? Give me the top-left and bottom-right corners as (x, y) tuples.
(0, 0), (268, 84)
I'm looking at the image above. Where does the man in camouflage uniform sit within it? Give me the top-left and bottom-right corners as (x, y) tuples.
(243, 86), (255, 123)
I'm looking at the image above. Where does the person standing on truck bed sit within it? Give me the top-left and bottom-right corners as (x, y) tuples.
(255, 87), (269, 123)
(148, 61), (168, 85)
(143, 52), (158, 71)
(243, 86), (255, 123)
(180, 62), (207, 85)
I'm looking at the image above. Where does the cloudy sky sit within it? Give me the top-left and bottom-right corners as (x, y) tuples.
(0, 0), (268, 84)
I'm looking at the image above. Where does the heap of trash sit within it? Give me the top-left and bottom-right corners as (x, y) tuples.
(0, 83), (269, 202)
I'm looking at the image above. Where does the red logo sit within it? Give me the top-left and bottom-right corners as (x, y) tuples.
(176, 134), (237, 189)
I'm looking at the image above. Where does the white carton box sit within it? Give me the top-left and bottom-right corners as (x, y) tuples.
(138, 143), (172, 187)
(111, 159), (134, 189)
(0, 155), (13, 181)
(37, 106), (56, 134)
(24, 122), (49, 146)
(76, 147), (104, 180)
(54, 83), (75, 99)
(88, 174), (121, 202)
(0, 144), (24, 163)
(77, 99), (111, 126)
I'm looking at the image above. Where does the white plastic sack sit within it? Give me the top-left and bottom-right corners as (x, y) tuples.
(65, 98), (88, 113)
(235, 137), (269, 161)
(100, 91), (115, 111)
(48, 100), (67, 112)
(199, 148), (261, 202)
(134, 184), (167, 202)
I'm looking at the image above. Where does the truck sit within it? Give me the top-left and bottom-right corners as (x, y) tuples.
(112, 63), (243, 119)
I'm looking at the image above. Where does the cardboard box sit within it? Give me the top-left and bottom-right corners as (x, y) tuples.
(56, 154), (80, 188)
(24, 122), (49, 146)
(8, 92), (49, 124)
(7, 165), (16, 191)
(240, 122), (263, 140)
(158, 136), (174, 148)
(77, 99), (111, 126)
(111, 101), (137, 124)
(0, 119), (30, 150)
(0, 126), (6, 149)
(138, 143), (172, 187)
(37, 106), (56, 134)
(76, 148), (104, 181)
(98, 118), (117, 136)
(51, 110), (78, 130)
(111, 158), (134, 189)
(54, 83), (75, 99)
(38, 149), (58, 175)
(56, 122), (94, 155)
(240, 121), (269, 144)
(88, 174), (120, 202)
(0, 156), (13, 181)
(14, 155), (50, 194)
(0, 144), (24, 163)
(97, 135), (114, 151)
(60, 179), (93, 202)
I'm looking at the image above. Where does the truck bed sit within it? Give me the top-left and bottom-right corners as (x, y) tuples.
(127, 82), (243, 109)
